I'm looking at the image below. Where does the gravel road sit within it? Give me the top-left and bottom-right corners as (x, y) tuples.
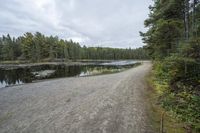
(0, 62), (154, 133)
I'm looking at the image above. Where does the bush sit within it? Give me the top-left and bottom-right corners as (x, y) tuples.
(152, 56), (200, 130)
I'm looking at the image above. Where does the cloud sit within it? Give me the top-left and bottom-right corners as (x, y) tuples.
(0, 0), (152, 48)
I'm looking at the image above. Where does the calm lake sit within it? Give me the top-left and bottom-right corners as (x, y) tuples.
(0, 60), (139, 88)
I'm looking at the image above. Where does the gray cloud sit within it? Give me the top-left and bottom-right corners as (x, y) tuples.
(0, 0), (152, 48)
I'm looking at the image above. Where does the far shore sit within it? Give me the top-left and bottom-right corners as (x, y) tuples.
(0, 59), (147, 69)
(0, 61), (98, 69)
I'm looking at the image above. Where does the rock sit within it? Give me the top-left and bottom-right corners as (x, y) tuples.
(32, 70), (55, 79)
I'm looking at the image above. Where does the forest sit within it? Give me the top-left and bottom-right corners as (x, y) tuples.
(0, 32), (148, 62)
(141, 0), (200, 130)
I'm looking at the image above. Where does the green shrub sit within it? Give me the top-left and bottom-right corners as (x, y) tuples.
(152, 57), (200, 130)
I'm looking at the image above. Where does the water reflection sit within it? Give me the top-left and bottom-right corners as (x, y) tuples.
(0, 61), (139, 88)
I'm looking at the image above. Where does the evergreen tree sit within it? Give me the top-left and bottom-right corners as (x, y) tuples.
(0, 32), (149, 62)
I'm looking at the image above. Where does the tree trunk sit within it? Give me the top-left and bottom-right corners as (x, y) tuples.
(192, 0), (197, 37)
(185, 0), (190, 40)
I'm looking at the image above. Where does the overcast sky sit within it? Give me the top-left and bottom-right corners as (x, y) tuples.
(0, 0), (152, 48)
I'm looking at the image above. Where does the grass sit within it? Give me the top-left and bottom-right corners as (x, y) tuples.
(83, 62), (142, 77)
(146, 71), (186, 133)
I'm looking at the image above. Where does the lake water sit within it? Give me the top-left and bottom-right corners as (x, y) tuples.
(0, 60), (139, 88)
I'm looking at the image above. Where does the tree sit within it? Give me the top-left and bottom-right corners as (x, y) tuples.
(141, 0), (185, 59)
(142, 0), (200, 130)
(0, 32), (149, 62)
(33, 32), (44, 61)
(2, 34), (15, 60)
(184, 0), (190, 40)
(21, 32), (34, 60)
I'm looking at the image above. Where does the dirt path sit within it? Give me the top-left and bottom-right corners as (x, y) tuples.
(0, 62), (154, 133)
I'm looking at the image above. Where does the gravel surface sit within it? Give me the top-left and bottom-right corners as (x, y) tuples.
(0, 62), (154, 133)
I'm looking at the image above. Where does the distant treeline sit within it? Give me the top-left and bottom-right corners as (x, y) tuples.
(0, 32), (149, 62)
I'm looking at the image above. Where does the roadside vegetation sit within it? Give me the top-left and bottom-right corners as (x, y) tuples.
(81, 62), (141, 77)
(141, 0), (200, 132)
(0, 32), (149, 63)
